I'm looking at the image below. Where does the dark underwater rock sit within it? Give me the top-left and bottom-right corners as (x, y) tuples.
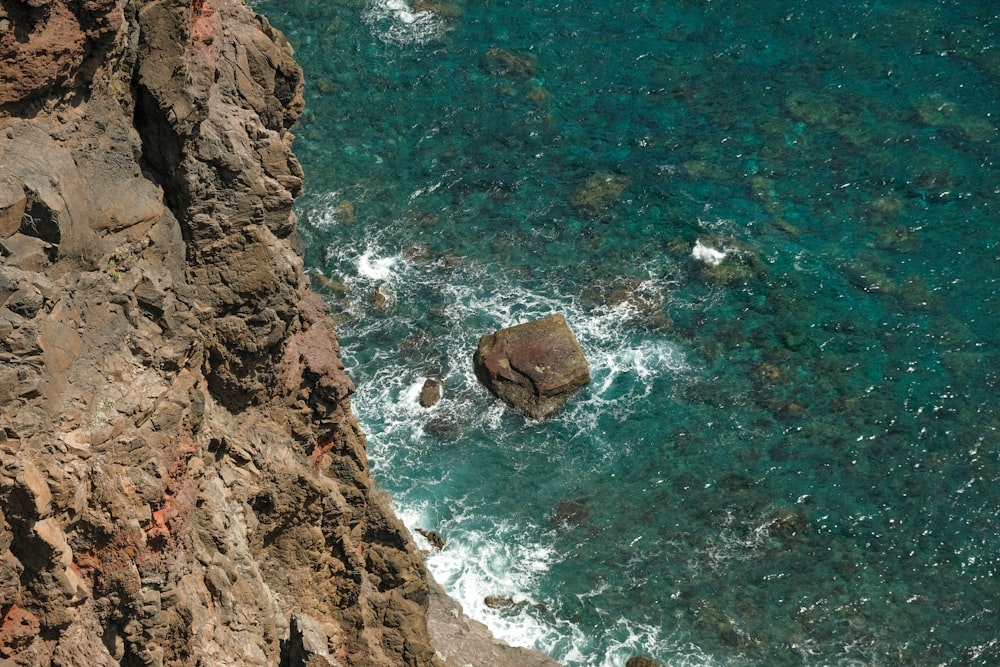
(767, 507), (810, 541)
(572, 172), (629, 215)
(690, 236), (767, 286)
(548, 497), (590, 527)
(482, 48), (538, 77)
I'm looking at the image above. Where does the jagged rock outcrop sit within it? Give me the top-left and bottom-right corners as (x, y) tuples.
(0, 0), (560, 665)
(474, 314), (591, 420)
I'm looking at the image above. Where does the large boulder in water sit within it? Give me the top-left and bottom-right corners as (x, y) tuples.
(473, 313), (591, 419)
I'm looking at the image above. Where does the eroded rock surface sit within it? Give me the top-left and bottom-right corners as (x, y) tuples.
(0, 0), (559, 665)
(473, 314), (591, 419)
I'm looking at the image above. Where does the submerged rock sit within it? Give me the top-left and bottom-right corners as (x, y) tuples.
(473, 314), (591, 420)
(784, 91), (848, 128)
(572, 172), (629, 215)
(412, 0), (464, 18)
(482, 48), (538, 77)
(767, 507), (810, 541)
(874, 225), (921, 253)
(548, 497), (590, 527)
(690, 236), (767, 286)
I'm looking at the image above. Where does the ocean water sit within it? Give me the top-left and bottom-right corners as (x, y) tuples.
(253, 0), (1000, 664)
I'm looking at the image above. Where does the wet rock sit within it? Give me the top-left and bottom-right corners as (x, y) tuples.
(419, 378), (442, 408)
(402, 242), (431, 264)
(484, 595), (519, 611)
(412, 0), (464, 18)
(428, 578), (562, 667)
(582, 276), (671, 331)
(425, 412), (463, 440)
(416, 529), (445, 550)
(370, 283), (396, 313)
(311, 271), (349, 296)
(473, 313), (591, 419)
(626, 657), (663, 667)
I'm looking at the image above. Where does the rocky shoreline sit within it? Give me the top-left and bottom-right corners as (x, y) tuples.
(0, 0), (559, 664)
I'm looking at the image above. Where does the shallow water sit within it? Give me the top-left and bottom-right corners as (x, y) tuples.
(255, 0), (1000, 664)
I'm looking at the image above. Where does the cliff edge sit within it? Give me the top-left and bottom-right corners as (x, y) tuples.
(0, 0), (559, 665)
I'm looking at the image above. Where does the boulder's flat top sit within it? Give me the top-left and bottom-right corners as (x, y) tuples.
(474, 313), (591, 419)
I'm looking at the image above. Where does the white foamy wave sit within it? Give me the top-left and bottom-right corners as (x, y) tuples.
(304, 192), (354, 230)
(362, 0), (446, 46)
(599, 618), (724, 667)
(398, 498), (574, 653)
(356, 247), (399, 281)
(402, 504), (723, 667)
(311, 209), (703, 665)
(692, 239), (728, 267)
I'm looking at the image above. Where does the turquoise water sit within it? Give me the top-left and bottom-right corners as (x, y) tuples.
(254, 0), (1000, 664)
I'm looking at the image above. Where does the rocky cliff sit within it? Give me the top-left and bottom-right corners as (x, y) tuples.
(0, 0), (559, 665)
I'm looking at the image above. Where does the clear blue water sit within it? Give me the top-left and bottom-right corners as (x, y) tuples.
(254, 0), (1000, 664)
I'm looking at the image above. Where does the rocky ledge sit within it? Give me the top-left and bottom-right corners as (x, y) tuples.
(0, 0), (558, 664)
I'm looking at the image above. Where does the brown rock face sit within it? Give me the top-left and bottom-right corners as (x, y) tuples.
(473, 313), (591, 419)
(0, 0), (432, 662)
(0, 0), (567, 664)
(0, 0), (121, 111)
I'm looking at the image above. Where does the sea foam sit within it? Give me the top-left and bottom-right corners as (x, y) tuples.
(691, 239), (728, 267)
(315, 212), (698, 665)
(356, 248), (398, 281)
(362, 0), (444, 46)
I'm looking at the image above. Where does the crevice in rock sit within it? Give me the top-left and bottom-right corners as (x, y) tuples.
(19, 196), (61, 262)
(0, 0), (43, 42)
(131, 80), (190, 245)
